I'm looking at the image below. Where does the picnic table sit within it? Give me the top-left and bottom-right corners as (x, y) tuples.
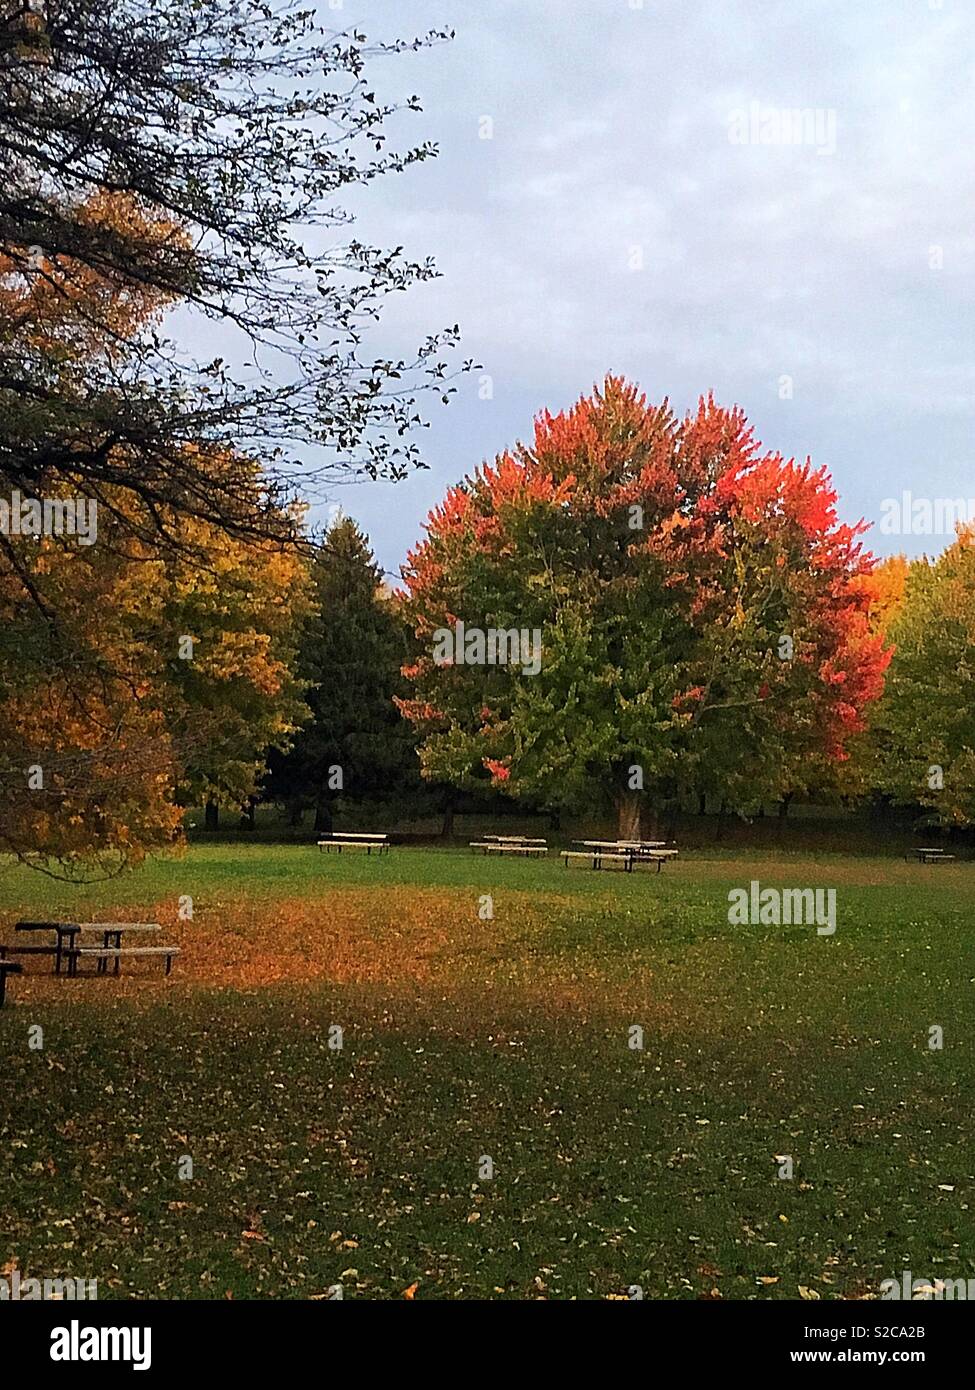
(905, 847), (956, 864)
(574, 839), (668, 851)
(469, 836), (548, 857)
(2, 922), (178, 977)
(317, 833), (390, 855)
(563, 840), (679, 873)
(67, 924), (173, 976)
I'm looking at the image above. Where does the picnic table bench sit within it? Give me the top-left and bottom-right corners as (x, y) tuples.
(65, 942), (179, 977)
(2, 922), (178, 977)
(317, 833), (390, 855)
(905, 847), (957, 864)
(470, 836), (548, 857)
(0, 960), (22, 1008)
(564, 841), (679, 873)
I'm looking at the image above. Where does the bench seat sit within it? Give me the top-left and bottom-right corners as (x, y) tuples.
(562, 850), (635, 871)
(317, 838), (389, 854)
(66, 945), (180, 977)
(561, 849), (672, 873)
(471, 842), (547, 855)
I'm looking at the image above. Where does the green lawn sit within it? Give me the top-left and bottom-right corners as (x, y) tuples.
(1, 844), (972, 1300)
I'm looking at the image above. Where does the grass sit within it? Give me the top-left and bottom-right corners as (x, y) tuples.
(1, 843), (972, 1300)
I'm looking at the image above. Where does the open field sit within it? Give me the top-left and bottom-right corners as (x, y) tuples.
(1, 845), (973, 1300)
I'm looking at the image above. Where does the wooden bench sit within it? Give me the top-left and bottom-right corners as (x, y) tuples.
(3, 922), (170, 980)
(488, 835), (547, 843)
(561, 849), (674, 873)
(0, 961), (22, 1008)
(65, 945), (180, 978)
(470, 841), (548, 857)
(562, 850), (636, 872)
(317, 834), (390, 855)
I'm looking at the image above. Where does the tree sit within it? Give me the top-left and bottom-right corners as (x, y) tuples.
(398, 377), (890, 836)
(0, 190), (310, 872)
(266, 516), (417, 833)
(156, 490), (310, 823)
(868, 527), (975, 825)
(1, 0), (469, 561)
(0, 518), (183, 874)
(0, 476), (309, 874)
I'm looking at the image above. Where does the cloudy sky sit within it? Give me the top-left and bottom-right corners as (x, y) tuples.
(263, 0), (974, 576)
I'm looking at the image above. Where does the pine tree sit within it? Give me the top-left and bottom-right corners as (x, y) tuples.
(267, 517), (416, 832)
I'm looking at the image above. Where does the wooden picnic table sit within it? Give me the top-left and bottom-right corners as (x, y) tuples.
(563, 841), (679, 873)
(72, 924), (162, 976)
(573, 839), (668, 851)
(483, 835), (547, 843)
(905, 847), (956, 864)
(6, 921), (161, 976)
(470, 839), (548, 856)
(317, 833), (390, 855)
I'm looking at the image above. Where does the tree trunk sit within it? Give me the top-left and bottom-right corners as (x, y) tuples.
(615, 788), (643, 839)
(547, 807), (561, 831)
(288, 801), (305, 828)
(204, 800), (219, 831)
(314, 794), (333, 835)
(778, 792), (793, 822)
(239, 796), (256, 831)
(440, 798), (455, 839)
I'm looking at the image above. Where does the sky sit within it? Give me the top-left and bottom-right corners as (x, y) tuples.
(213, 0), (975, 578)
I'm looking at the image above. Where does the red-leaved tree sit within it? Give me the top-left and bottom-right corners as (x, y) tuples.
(398, 377), (890, 836)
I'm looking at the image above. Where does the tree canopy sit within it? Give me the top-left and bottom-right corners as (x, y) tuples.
(399, 378), (890, 835)
(1, 0), (468, 558)
(266, 515), (417, 833)
(868, 526), (975, 826)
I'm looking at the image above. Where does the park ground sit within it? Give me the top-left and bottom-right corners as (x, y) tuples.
(0, 843), (972, 1300)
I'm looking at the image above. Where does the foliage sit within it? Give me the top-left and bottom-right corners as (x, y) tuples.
(0, 482), (309, 873)
(868, 526), (975, 824)
(399, 378), (890, 833)
(265, 517), (418, 830)
(0, 1), (469, 555)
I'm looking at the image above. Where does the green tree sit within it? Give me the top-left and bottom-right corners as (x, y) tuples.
(399, 378), (890, 837)
(268, 517), (416, 833)
(0, 473), (308, 872)
(869, 527), (975, 825)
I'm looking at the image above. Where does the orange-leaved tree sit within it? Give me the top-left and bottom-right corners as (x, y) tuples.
(0, 195), (309, 873)
(398, 377), (891, 836)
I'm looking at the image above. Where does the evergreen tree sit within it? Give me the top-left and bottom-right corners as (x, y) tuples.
(268, 517), (416, 832)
